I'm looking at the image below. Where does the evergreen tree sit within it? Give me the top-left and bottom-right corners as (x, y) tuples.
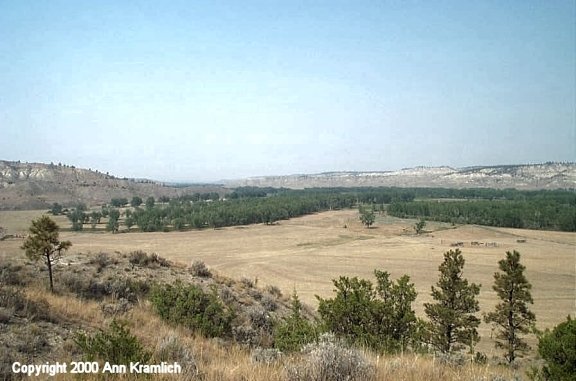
(317, 271), (417, 352)
(484, 250), (536, 363)
(374, 270), (418, 351)
(21, 216), (72, 292)
(538, 316), (576, 381)
(274, 291), (318, 352)
(424, 249), (481, 353)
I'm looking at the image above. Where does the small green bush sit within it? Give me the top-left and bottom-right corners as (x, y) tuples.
(538, 316), (576, 381)
(75, 319), (151, 365)
(274, 292), (318, 352)
(150, 281), (234, 338)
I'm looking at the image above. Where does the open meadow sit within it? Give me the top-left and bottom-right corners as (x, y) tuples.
(1, 208), (574, 356)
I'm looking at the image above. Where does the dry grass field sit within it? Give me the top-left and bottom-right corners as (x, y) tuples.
(1, 208), (574, 357)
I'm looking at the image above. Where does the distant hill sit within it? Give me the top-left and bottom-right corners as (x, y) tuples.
(224, 163), (576, 190)
(2, 161), (574, 210)
(0, 160), (224, 210)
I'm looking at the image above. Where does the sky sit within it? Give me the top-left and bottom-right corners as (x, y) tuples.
(0, 1), (574, 182)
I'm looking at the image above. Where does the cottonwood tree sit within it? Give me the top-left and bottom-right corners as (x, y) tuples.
(106, 208), (120, 233)
(484, 250), (536, 363)
(424, 249), (481, 353)
(359, 207), (375, 228)
(414, 219), (426, 235)
(21, 215), (72, 293)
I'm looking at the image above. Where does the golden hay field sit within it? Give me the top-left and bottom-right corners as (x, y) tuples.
(1, 208), (574, 354)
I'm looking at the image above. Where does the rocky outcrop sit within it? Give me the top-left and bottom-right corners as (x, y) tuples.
(0, 161), (223, 210)
(224, 163), (576, 190)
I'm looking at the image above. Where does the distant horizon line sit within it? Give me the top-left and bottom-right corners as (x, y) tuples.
(2, 159), (574, 185)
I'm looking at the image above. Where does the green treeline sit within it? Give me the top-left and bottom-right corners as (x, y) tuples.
(138, 188), (575, 232)
(80, 187), (575, 233)
(388, 195), (576, 231)
(130, 193), (357, 232)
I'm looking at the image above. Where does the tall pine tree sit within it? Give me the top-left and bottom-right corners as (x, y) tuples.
(484, 250), (536, 363)
(424, 249), (481, 353)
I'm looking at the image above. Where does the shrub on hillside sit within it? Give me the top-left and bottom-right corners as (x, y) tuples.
(538, 316), (576, 381)
(155, 335), (198, 378)
(129, 250), (170, 268)
(88, 252), (118, 273)
(61, 273), (149, 302)
(251, 347), (282, 364)
(189, 260), (212, 278)
(150, 281), (234, 338)
(317, 271), (418, 353)
(0, 287), (52, 322)
(75, 319), (151, 365)
(265, 285), (283, 298)
(0, 263), (27, 286)
(274, 292), (318, 352)
(0, 346), (20, 381)
(286, 333), (375, 381)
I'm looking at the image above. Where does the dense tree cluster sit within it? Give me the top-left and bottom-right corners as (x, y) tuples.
(388, 193), (576, 231)
(125, 193), (358, 232)
(57, 187), (575, 233)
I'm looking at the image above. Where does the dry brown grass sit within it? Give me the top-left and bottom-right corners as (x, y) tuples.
(2, 256), (524, 381)
(1, 208), (574, 379)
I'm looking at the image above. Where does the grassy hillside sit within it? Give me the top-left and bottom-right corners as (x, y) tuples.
(1, 249), (525, 381)
(0, 160), (225, 210)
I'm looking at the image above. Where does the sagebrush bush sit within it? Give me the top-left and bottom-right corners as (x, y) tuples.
(219, 287), (236, 304)
(241, 277), (255, 288)
(251, 347), (282, 364)
(0, 287), (52, 321)
(233, 325), (260, 347)
(0, 287), (27, 311)
(0, 346), (20, 381)
(16, 324), (48, 354)
(129, 250), (170, 268)
(436, 351), (466, 367)
(88, 252), (117, 272)
(265, 285), (282, 298)
(287, 333), (375, 381)
(248, 306), (273, 333)
(189, 260), (212, 278)
(155, 335), (198, 378)
(150, 281), (234, 338)
(261, 295), (278, 312)
(0, 263), (27, 286)
(61, 273), (149, 302)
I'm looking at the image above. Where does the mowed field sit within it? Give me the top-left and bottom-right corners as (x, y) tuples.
(1, 209), (574, 353)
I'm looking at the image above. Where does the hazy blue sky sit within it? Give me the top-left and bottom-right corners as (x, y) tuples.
(1, 1), (574, 182)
